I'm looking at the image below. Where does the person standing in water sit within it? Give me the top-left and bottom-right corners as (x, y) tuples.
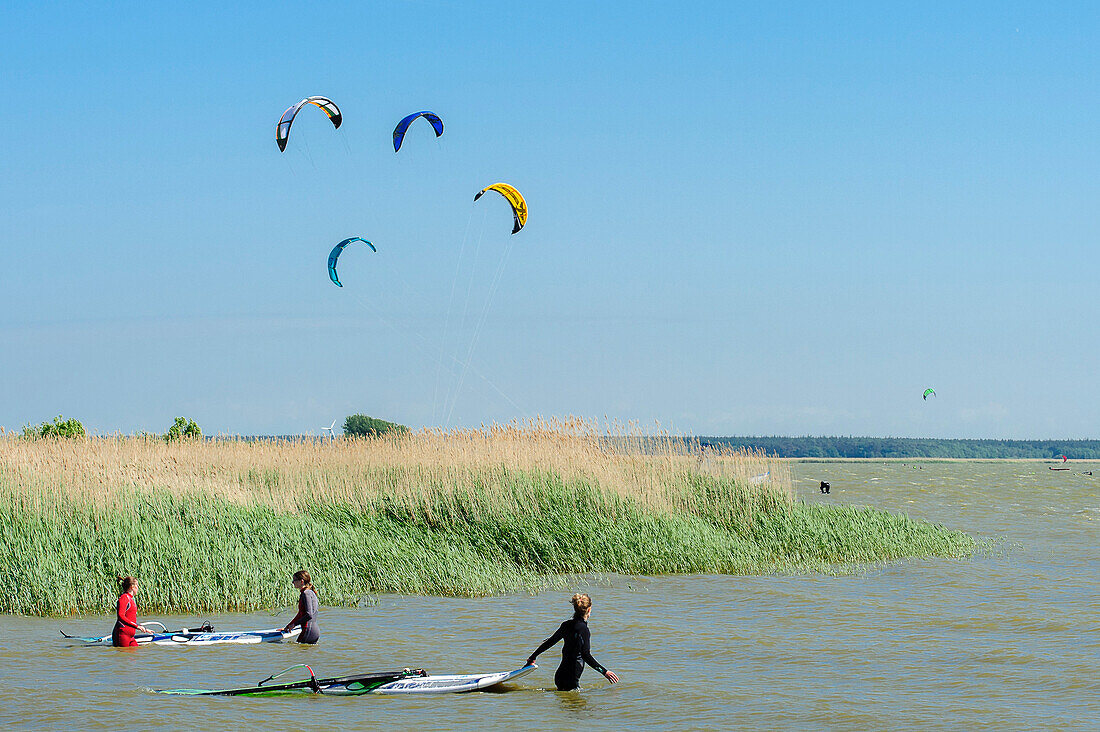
(281, 570), (320, 644)
(112, 576), (149, 647)
(525, 593), (619, 691)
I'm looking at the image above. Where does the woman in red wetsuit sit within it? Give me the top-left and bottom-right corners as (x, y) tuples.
(113, 576), (149, 647)
(281, 570), (320, 644)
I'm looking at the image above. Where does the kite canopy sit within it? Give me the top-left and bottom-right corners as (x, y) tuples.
(276, 97), (342, 152)
(393, 111), (444, 152)
(328, 237), (376, 287)
(922, 388), (936, 400)
(474, 183), (527, 234)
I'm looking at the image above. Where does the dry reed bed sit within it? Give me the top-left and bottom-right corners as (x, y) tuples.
(0, 417), (791, 513)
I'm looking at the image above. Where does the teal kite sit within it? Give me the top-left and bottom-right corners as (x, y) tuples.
(328, 237), (376, 287)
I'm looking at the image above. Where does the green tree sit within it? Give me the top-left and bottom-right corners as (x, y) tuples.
(22, 415), (86, 439)
(165, 417), (202, 441)
(343, 414), (408, 438)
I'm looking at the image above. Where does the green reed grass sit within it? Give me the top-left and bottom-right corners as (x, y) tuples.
(0, 461), (974, 615)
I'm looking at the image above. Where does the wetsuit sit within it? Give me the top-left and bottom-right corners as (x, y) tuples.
(112, 592), (140, 648)
(528, 616), (607, 691)
(285, 588), (320, 644)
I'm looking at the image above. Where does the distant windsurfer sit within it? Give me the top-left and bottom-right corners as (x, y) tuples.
(112, 576), (149, 647)
(525, 593), (619, 691)
(281, 570), (320, 644)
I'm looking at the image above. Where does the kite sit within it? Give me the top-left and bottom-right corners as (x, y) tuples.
(922, 388), (936, 401)
(328, 237), (376, 287)
(474, 183), (527, 234)
(393, 111), (444, 152)
(276, 97), (342, 152)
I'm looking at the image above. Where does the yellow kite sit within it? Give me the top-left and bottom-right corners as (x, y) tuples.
(474, 183), (527, 234)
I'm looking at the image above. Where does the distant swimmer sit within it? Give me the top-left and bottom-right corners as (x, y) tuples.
(526, 593), (619, 691)
(113, 576), (149, 647)
(281, 570), (320, 644)
(819, 481), (830, 494)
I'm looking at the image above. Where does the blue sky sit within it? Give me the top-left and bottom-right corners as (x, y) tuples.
(1, 2), (1098, 438)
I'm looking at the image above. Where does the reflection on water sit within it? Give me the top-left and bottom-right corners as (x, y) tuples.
(554, 690), (591, 715)
(1, 461), (1097, 730)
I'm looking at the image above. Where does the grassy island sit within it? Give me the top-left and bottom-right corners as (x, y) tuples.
(0, 419), (975, 615)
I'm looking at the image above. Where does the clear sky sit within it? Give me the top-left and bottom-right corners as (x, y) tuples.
(1, 1), (1097, 438)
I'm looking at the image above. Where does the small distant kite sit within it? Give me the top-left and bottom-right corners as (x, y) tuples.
(1060, 454), (1068, 463)
(923, 388), (936, 401)
(328, 237), (376, 287)
(393, 111), (444, 152)
(474, 183), (527, 234)
(276, 97), (342, 152)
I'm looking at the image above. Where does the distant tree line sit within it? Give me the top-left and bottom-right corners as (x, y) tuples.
(19, 416), (204, 441)
(697, 436), (1100, 459)
(343, 414), (408, 438)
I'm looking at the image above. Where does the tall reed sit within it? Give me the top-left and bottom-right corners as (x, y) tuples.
(0, 419), (973, 615)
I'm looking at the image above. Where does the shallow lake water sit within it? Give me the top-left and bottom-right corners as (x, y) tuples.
(1, 461), (1096, 730)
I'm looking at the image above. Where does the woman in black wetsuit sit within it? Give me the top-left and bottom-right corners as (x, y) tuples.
(525, 593), (619, 691)
(280, 570), (320, 644)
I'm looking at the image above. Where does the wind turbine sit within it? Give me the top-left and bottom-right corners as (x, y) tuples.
(322, 419), (338, 440)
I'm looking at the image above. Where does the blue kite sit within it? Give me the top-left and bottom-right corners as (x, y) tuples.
(392, 111), (444, 152)
(328, 237), (376, 287)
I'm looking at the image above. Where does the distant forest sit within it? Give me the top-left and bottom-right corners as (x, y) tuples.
(698, 436), (1100, 459)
